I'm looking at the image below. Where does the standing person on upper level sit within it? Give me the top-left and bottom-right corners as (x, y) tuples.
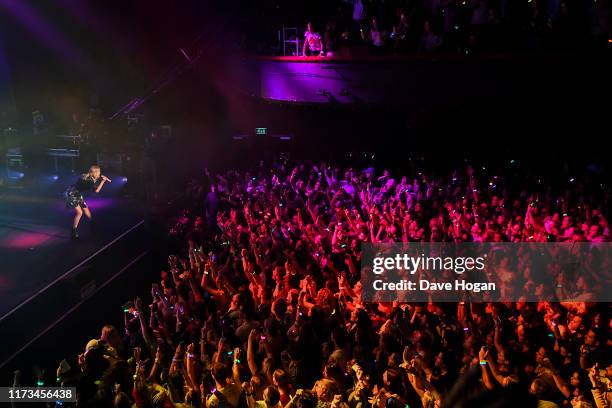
(303, 22), (324, 56)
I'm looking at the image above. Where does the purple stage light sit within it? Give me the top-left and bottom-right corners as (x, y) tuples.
(84, 197), (115, 210)
(1, 0), (82, 62)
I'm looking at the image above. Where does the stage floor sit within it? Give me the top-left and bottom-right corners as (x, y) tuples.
(0, 180), (144, 320)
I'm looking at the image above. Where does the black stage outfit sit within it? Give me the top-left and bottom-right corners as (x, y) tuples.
(65, 176), (100, 209)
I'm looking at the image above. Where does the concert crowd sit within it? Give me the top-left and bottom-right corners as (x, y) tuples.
(53, 159), (611, 408)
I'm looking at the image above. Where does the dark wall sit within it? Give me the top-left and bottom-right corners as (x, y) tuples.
(0, 0), (234, 128)
(1, 1), (609, 178)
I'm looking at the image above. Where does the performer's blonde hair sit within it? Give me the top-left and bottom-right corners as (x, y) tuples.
(82, 165), (101, 180)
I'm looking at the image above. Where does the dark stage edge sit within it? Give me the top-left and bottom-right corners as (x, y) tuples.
(0, 185), (147, 369)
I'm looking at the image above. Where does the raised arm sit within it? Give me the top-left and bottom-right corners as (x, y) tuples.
(134, 297), (153, 347)
(95, 175), (111, 193)
(232, 347), (243, 384)
(147, 345), (163, 381)
(478, 347), (496, 390)
(185, 343), (200, 391)
(247, 329), (259, 376)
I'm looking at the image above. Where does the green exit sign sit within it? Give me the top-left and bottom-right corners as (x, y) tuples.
(255, 127), (267, 135)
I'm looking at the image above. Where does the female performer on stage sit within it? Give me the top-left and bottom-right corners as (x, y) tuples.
(65, 165), (111, 239)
